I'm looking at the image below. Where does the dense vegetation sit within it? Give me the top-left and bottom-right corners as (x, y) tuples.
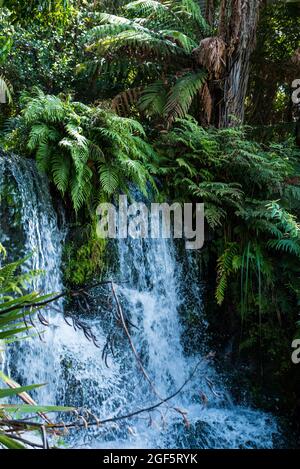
(0, 0), (300, 447)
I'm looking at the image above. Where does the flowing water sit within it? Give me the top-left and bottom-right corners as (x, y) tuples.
(0, 153), (283, 448)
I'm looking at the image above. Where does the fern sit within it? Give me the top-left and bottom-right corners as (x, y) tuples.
(156, 117), (300, 319)
(164, 70), (207, 122)
(125, 0), (175, 20)
(82, 1), (209, 121)
(139, 80), (168, 116)
(99, 166), (120, 195)
(14, 89), (158, 211)
(216, 243), (239, 306)
(267, 239), (300, 257)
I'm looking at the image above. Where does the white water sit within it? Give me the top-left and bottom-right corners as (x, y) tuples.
(0, 154), (281, 448)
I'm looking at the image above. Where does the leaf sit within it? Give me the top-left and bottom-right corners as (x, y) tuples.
(165, 70), (207, 121)
(0, 76), (13, 104)
(0, 434), (25, 449)
(0, 404), (75, 414)
(0, 327), (31, 340)
(99, 167), (120, 195)
(0, 384), (45, 399)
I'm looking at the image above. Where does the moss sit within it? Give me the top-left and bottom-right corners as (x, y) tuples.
(63, 221), (107, 286)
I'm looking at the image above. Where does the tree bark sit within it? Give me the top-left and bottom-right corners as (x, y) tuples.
(218, 0), (262, 127)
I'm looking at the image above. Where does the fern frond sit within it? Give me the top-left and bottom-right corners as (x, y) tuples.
(94, 29), (184, 59)
(99, 166), (120, 195)
(51, 154), (70, 194)
(216, 243), (239, 305)
(168, 0), (210, 35)
(70, 165), (93, 212)
(267, 239), (300, 257)
(165, 70), (207, 121)
(139, 80), (167, 116)
(125, 0), (174, 19)
(27, 124), (53, 151)
(160, 29), (197, 52)
(204, 203), (226, 229)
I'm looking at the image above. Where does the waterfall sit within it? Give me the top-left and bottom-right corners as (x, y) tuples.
(0, 153), (65, 403)
(0, 153), (282, 449)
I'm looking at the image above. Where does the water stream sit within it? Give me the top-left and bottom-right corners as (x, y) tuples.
(0, 153), (282, 449)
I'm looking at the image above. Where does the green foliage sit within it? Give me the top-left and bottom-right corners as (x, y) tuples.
(156, 117), (300, 322)
(1, 0), (300, 429)
(216, 242), (239, 306)
(64, 222), (107, 285)
(82, 0), (210, 122)
(0, 10), (13, 106)
(246, 1), (300, 125)
(0, 8), (89, 100)
(7, 89), (158, 212)
(1, 0), (72, 25)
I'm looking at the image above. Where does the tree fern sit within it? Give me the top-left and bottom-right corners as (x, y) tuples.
(164, 70), (207, 122)
(82, 1), (209, 122)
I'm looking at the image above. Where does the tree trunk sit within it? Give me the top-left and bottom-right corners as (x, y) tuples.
(218, 0), (262, 127)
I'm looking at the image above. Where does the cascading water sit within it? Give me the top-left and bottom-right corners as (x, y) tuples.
(0, 152), (65, 403)
(0, 153), (282, 449)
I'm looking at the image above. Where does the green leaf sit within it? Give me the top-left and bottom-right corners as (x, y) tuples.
(0, 384), (45, 399)
(0, 404), (75, 414)
(0, 434), (25, 449)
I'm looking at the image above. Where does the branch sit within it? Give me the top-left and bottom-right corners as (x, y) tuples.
(0, 356), (211, 432)
(0, 280), (119, 317)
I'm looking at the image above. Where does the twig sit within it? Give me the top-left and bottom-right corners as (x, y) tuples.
(0, 280), (120, 317)
(110, 282), (202, 423)
(0, 357), (208, 432)
(111, 282), (160, 398)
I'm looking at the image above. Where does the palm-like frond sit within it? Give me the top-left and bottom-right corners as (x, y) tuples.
(168, 0), (210, 35)
(82, 1), (209, 121)
(89, 26), (185, 59)
(139, 80), (167, 116)
(164, 70), (207, 121)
